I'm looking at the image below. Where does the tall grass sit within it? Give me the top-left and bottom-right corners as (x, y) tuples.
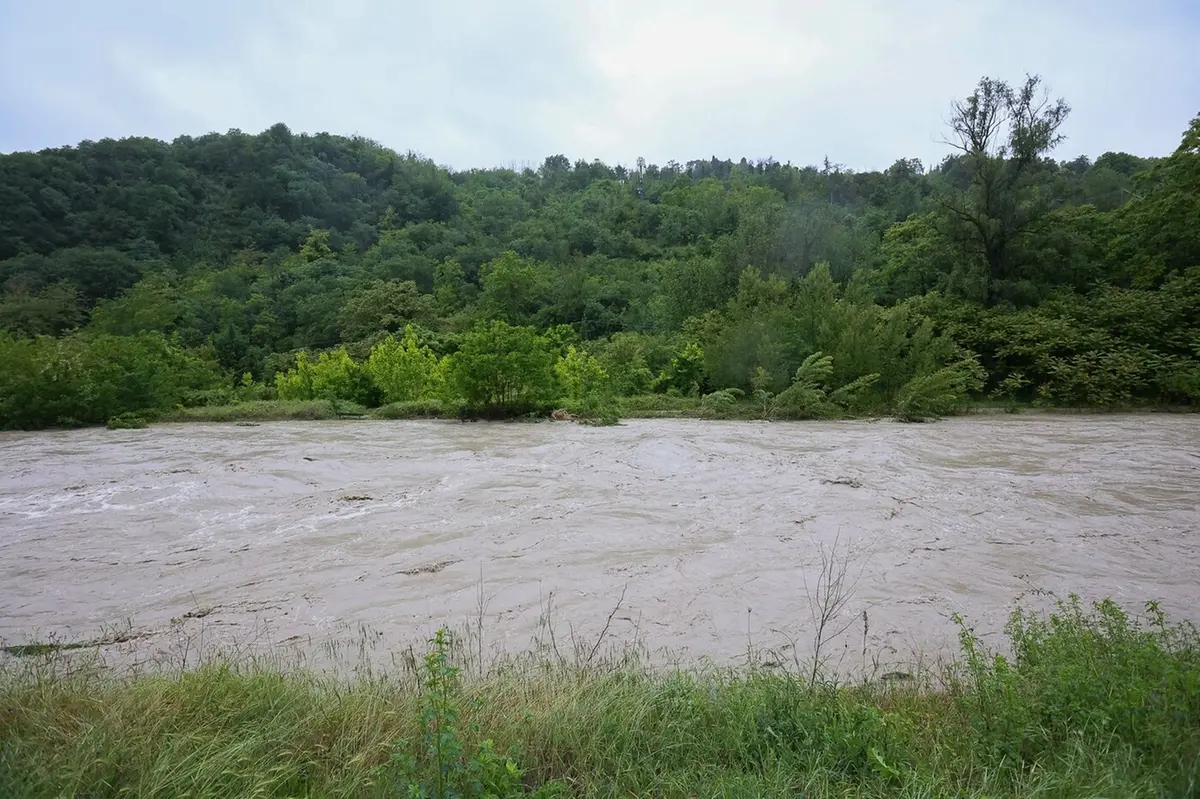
(164, 400), (353, 423)
(618, 394), (706, 418)
(2, 596), (1197, 797)
(370, 400), (448, 420)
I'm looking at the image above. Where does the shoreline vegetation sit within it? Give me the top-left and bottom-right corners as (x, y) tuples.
(0, 395), (1184, 434)
(2, 595), (1198, 797)
(119, 395), (1200, 430)
(3, 74), (1199, 432)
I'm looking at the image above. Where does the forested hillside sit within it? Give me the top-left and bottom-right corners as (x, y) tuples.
(1, 75), (1197, 428)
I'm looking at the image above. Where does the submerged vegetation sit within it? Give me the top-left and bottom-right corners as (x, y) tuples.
(1, 74), (1197, 428)
(1, 597), (1197, 797)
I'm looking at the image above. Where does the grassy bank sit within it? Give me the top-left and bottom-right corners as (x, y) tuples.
(2, 597), (1197, 797)
(147, 396), (1194, 428)
(162, 400), (366, 423)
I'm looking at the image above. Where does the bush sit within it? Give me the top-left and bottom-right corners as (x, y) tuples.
(366, 326), (443, 404)
(618, 394), (703, 417)
(655, 342), (707, 396)
(275, 348), (378, 406)
(570, 395), (622, 426)
(771, 353), (837, 419)
(768, 352), (881, 420)
(699, 388), (744, 419)
(0, 331), (220, 430)
(953, 595), (1200, 791)
(443, 321), (559, 418)
(593, 333), (658, 396)
(892, 358), (986, 422)
(1037, 349), (1153, 408)
(371, 400), (447, 419)
(554, 346), (609, 401)
(106, 412), (148, 430)
(167, 400), (341, 422)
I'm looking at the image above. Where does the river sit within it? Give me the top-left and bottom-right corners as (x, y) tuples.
(1, 416), (1197, 674)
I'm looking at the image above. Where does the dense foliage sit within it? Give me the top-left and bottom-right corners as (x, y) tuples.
(1, 75), (1197, 428)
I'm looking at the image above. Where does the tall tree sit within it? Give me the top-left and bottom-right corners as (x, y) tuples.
(1108, 114), (1200, 287)
(935, 75), (1071, 304)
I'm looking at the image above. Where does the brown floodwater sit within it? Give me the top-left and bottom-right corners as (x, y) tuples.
(1, 416), (1198, 673)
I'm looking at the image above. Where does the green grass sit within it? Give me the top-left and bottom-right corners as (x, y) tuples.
(2, 596), (1197, 797)
(158, 395), (1192, 428)
(618, 393), (707, 418)
(370, 399), (449, 419)
(164, 400), (353, 423)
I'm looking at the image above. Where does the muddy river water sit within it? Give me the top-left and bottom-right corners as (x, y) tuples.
(2, 417), (1198, 673)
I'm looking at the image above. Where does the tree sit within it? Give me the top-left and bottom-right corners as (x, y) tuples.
(366, 325), (442, 403)
(776, 196), (865, 281)
(0, 281), (85, 335)
(653, 258), (727, 331)
(873, 212), (998, 302)
(443, 321), (558, 415)
(593, 333), (657, 396)
(3, 109), (1198, 418)
(892, 358), (986, 421)
(433, 259), (466, 313)
(935, 75), (1071, 304)
(88, 273), (182, 335)
(337, 279), (436, 343)
(1108, 114), (1200, 287)
(0, 331), (219, 429)
(555, 345), (608, 401)
(275, 348), (374, 404)
(656, 342), (707, 395)
(299, 229), (335, 262)
(478, 251), (552, 325)
(767, 351), (881, 420)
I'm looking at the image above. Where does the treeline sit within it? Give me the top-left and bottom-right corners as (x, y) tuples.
(0, 75), (1197, 428)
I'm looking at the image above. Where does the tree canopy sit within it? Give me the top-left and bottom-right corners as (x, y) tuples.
(1, 74), (1197, 428)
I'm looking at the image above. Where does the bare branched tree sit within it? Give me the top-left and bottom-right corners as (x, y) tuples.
(803, 533), (863, 687)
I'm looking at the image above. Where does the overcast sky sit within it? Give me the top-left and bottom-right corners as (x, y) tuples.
(2, 0), (1197, 171)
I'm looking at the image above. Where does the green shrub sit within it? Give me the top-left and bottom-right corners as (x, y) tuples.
(181, 374), (269, 409)
(366, 326), (443, 404)
(655, 342), (707, 396)
(167, 400), (340, 422)
(275, 348), (378, 405)
(619, 393), (703, 417)
(0, 331), (220, 430)
(443, 321), (559, 418)
(1036, 349), (1152, 408)
(375, 629), (550, 797)
(106, 412), (148, 430)
(953, 595), (1200, 791)
(892, 358), (986, 422)
(699, 387), (744, 419)
(571, 395), (622, 426)
(593, 333), (658, 396)
(554, 346), (609, 402)
(771, 353), (837, 419)
(767, 352), (881, 420)
(372, 400), (447, 419)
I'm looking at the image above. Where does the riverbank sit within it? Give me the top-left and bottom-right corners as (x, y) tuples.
(152, 395), (1196, 426)
(1, 596), (1197, 798)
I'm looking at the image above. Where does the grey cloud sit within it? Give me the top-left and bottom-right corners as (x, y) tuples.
(1, 0), (1196, 169)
